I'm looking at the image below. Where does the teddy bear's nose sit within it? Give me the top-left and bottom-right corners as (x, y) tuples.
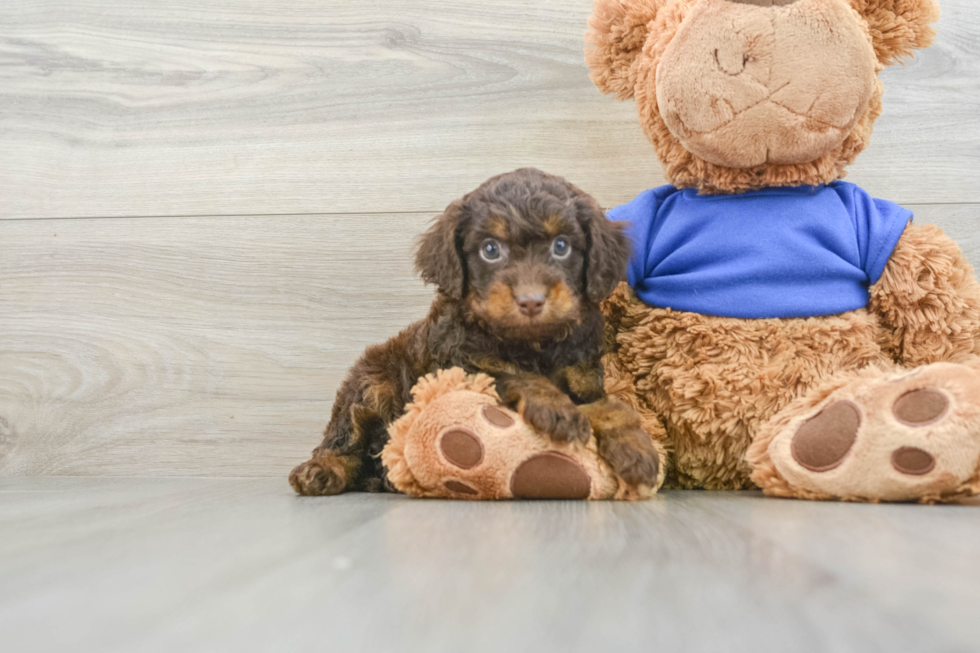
(727, 0), (800, 6)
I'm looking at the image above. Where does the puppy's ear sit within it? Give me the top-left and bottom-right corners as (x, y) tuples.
(415, 200), (467, 299)
(573, 190), (631, 304)
(585, 0), (667, 100)
(850, 0), (940, 65)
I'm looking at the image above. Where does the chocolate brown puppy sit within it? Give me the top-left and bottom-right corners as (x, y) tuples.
(289, 168), (660, 495)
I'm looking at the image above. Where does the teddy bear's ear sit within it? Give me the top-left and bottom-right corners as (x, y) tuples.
(851, 0), (941, 65)
(585, 0), (667, 100)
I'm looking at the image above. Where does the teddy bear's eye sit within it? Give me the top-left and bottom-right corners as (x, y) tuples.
(480, 239), (505, 262)
(551, 237), (571, 259)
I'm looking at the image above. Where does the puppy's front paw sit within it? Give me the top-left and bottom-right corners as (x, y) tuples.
(289, 456), (348, 496)
(519, 395), (592, 445)
(597, 426), (661, 487)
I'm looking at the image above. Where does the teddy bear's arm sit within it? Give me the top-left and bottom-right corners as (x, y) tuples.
(869, 222), (980, 367)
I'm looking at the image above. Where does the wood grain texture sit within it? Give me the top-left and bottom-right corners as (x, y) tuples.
(1, 0), (979, 220)
(0, 206), (976, 478)
(1, 478), (979, 653)
(0, 213), (436, 476)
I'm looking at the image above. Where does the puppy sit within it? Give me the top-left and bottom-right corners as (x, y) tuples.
(289, 168), (660, 495)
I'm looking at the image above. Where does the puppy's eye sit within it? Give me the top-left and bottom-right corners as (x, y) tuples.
(551, 237), (571, 259)
(480, 239), (504, 262)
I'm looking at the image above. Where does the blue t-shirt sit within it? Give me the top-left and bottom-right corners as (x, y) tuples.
(608, 182), (912, 319)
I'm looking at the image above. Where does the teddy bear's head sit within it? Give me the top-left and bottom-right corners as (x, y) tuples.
(586, 0), (940, 194)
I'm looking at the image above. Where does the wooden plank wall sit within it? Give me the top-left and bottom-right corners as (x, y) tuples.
(1, 0), (978, 477)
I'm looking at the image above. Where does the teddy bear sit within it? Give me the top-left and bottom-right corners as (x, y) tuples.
(584, 0), (980, 502)
(380, 0), (980, 503)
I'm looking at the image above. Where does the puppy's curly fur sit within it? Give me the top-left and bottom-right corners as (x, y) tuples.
(289, 168), (660, 495)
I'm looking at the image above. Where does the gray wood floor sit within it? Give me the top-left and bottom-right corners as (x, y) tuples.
(2, 478), (980, 653)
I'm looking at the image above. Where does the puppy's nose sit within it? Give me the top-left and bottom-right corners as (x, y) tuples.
(516, 292), (546, 318)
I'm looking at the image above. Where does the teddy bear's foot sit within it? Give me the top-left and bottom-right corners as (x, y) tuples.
(429, 414), (596, 500)
(392, 392), (615, 500)
(381, 368), (651, 500)
(751, 362), (980, 503)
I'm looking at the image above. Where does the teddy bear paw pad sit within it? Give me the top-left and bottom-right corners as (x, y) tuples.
(433, 423), (496, 499)
(791, 400), (860, 472)
(438, 428), (484, 469)
(481, 405), (515, 428)
(891, 447), (935, 476)
(771, 362), (980, 502)
(893, 388), (948, 426)
(510, 452), (592, 500)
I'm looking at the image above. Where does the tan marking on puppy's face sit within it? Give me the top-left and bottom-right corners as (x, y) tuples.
(488, 217), (509, 240)
(469, 277), (582, 342)
(480, 281), (517, 323)
(543, 215), (564, 236)
(547, 281), (578, 318)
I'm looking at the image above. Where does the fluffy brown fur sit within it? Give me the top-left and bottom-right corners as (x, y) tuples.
(603, 283), (886, 489)
(871, 223), (980, 367)
(290, 168), (660, 495)
(850, 0), (941, 64)
(603, 224), (980, 497)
